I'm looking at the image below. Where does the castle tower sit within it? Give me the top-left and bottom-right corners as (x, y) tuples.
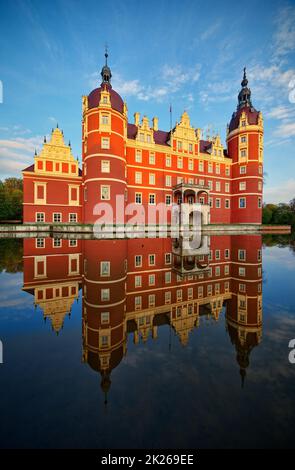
(82, 239), (128, 403)
(225, 234), (263, 385)
(226, 68), (263, 224)
(82, 51), (128, 225)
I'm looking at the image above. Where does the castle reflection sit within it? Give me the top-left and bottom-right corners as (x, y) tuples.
(22, 234), (262, 400)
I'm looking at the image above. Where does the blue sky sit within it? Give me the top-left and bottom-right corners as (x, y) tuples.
(0, 0), (294, 203)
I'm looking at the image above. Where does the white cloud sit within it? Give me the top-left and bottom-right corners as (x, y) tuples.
(200, 19), (222, 41)
(265, 105), (295, 120)
(272, 5), (295, 60)
(0, 135), (44, 178)
(264, 178), (295, 203)
(273, 121), (295, 138)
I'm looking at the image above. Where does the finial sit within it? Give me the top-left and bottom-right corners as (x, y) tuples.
(56, 122), (59, 128)
(101, 45), (112, 84)
(105, 43), (108, 65)
(34, 149), (37, 156)
(68, 140), (71, 147)
(241, 67), (248, 88)
(44, 136), (46, 143)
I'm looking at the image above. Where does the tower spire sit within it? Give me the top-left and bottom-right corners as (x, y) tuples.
(101, 45), (112, 85)
(237, 66), (252, 109)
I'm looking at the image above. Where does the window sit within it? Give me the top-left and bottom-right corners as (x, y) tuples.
(149, 274), (155, 286)
(199, 161), (204, 171)
(135, 150), (142, 163)
(135, 172), (142, 184)
(225, 182), (230, 192)
(36, 238), (44, 248)
(36, 212), (44, 223)
(215, 181), (220, 191)
(199, 197), (204, 204)
(53, 213), (61, 223)
(259, 165), (263, 174)
(238, 249), (246, 261)
(239, 267), (246, 276)
(146, 134), (151, 143)
(208, 181), (213, 190)
(101, 160), (110, 173)
(215, 266), (220, 276)
(240, 166), (246, 174)
(240, 150), (247, 158)
(165, 291), (171, 304)
(188, 287), (193, 300)
(177, 156), (183, 168)
(101, 335), (109, 348)
(258, 197), (262, 208)
(188, 159), (194, 170)
(84, 187), (88, 202)
(239, 197), (246, 208)
(215, 198), (221, 208)
(135, 275), (142, 287)
(216, 164), (220, 174)
(149, 194), (155, 205)
(208, 162), (213, 173)
(139, 133), (144, 142)
(135, 255), (142, 267)
(225, 249), (230, 259)
(69, 213), (77, 223)
(149, 173), (155, 185)
(215, 250), (220, 260)
(69, 239), (77, 247)
(241, 120), (246, 127)
(177, 141), (183, 151)
(209, 197), (213, 207)
(135, 193), (142, 204)
(224, 265), (229, 275)
(100, 261), (110, 277)
(101, 137), (110, 149)
(101, 312), (110, 324)
(198, 286), (203, 298)
(135, 296), (142, 310)
(165, 195), (172, 205)
(165, 253), (171, 264)
(53, 238), (61, 248)
(258, 181), (262, 191)
(149, 294), (155, 307)
(225, 199), (230, 208)
(102, 95), (108, 104)
(149, 254), (155, 266)
(239, 181), (246, 191)
(239, 283), (246, 292)
(165, 175), (172, 187)
(176, 289), (182, 302)
(166, 155), (171, 167)
(101, 114), (109, 125)
(101, 289), (110, 301)
(101, 185), (110, 200)
(240, 135), (247, 143)
(225, 166), (230, 176)
(165, 271), (171, 283)
(199, 179), (204, 186)
(149, 153), (155, 164)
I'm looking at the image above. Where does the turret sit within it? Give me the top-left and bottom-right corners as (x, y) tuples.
(82, 49), (127, 225)
(227, 68), (263, 224)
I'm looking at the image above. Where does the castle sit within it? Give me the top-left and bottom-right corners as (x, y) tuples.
(22, 53), (264, 226)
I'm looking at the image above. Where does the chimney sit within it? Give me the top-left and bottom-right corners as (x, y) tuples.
(152, 117), (159, 131)
(134, 112), (140, 126)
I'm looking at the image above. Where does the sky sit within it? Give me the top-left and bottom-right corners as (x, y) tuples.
(0, 0), (294, 203)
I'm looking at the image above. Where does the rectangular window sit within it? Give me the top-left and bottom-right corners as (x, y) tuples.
(135, 193), (142, 204)
(258, 181), (262, 191)
(215, 181), (220, 191)
(149, 254), (155, 266)
(53, 238), (61, 248)
(188, 287), (193, 300)
(166, 155), (171, 167)
(36, 212), (44, 223)
(165, 271), (171, 283)
(239, 181), (246, 191)
(101, 312), (110, 324)
(188, 159), (194, 170)
(189, 143), (193, 153)
(69, 213), (77, 223)
(165, 195), (172, 206)
(240, 166), (246, 174)
(135, 255), (142, 267)
(101, 137), (110, 149)
(101, 185), (110, 200)
(215, 250), (220, 260)
(69, 239), (77, 247)
(100, 261), (110, 277)
(135, 172), (142, 184)
(135, 150), (142, 163)
(258, 197), (262, 208)
(199, 161), (204, 171)
(216, 164), (220, 174)
(224, 265), (229, 275)
(239, 267), (246, 276)
(225, 199), (230, 208)
(198, 286), (203, 298)
(149, 274), (155, 286)
(53, 213), (61, 223)
(165, 253), (171, 264)
(225, 249), (230, 259)
(149, 294), (155, 307)
(149, 173), (155, 185)
(165, 175), (172, 187)
(208, 162), (213, 173)
(101, 288), (110, 301)
(238, 249), (246, 261)
(225, 182), (230, 192)
(135, 275), (142, 287)
(215, 198), (221, 208)
(177, 156), (183, 169)
(101, 114), (109, 125)
(101, 160), (110, 173)
(135, 296), (142, 310)
(36, 238), (44, 248)
(149, 153), (155, 165)
(149, 194), (155, 205)
(239, 197), (246, 208)
(225, 166), (230, 176)
(177, 141), (183, 152)
(176, 289), (182, 302)
(240, 149), (247, 158)
(240, 135), (247, 143)
(165, 291), (171, 304)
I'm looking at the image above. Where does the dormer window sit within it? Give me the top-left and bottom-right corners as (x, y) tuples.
(241, 120), (246, 127)
(103, 96), (108, 104)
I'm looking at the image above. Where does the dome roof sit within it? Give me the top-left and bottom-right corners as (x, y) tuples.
(88, 82), (124, 114)
(229, 106), (259, 133)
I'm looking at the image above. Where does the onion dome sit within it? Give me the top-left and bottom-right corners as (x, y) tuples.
(228, 67), (259, 133)
(87, 49), (124, 114)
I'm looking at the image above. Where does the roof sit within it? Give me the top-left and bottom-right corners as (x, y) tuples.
(88, 83), (124, 114)
(229, 105), (259, 132)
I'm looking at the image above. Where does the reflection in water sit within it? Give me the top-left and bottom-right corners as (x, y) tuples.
(22, 234), (262, 403)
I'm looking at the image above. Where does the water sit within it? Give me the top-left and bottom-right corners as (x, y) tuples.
(0, 233), (294, 449)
